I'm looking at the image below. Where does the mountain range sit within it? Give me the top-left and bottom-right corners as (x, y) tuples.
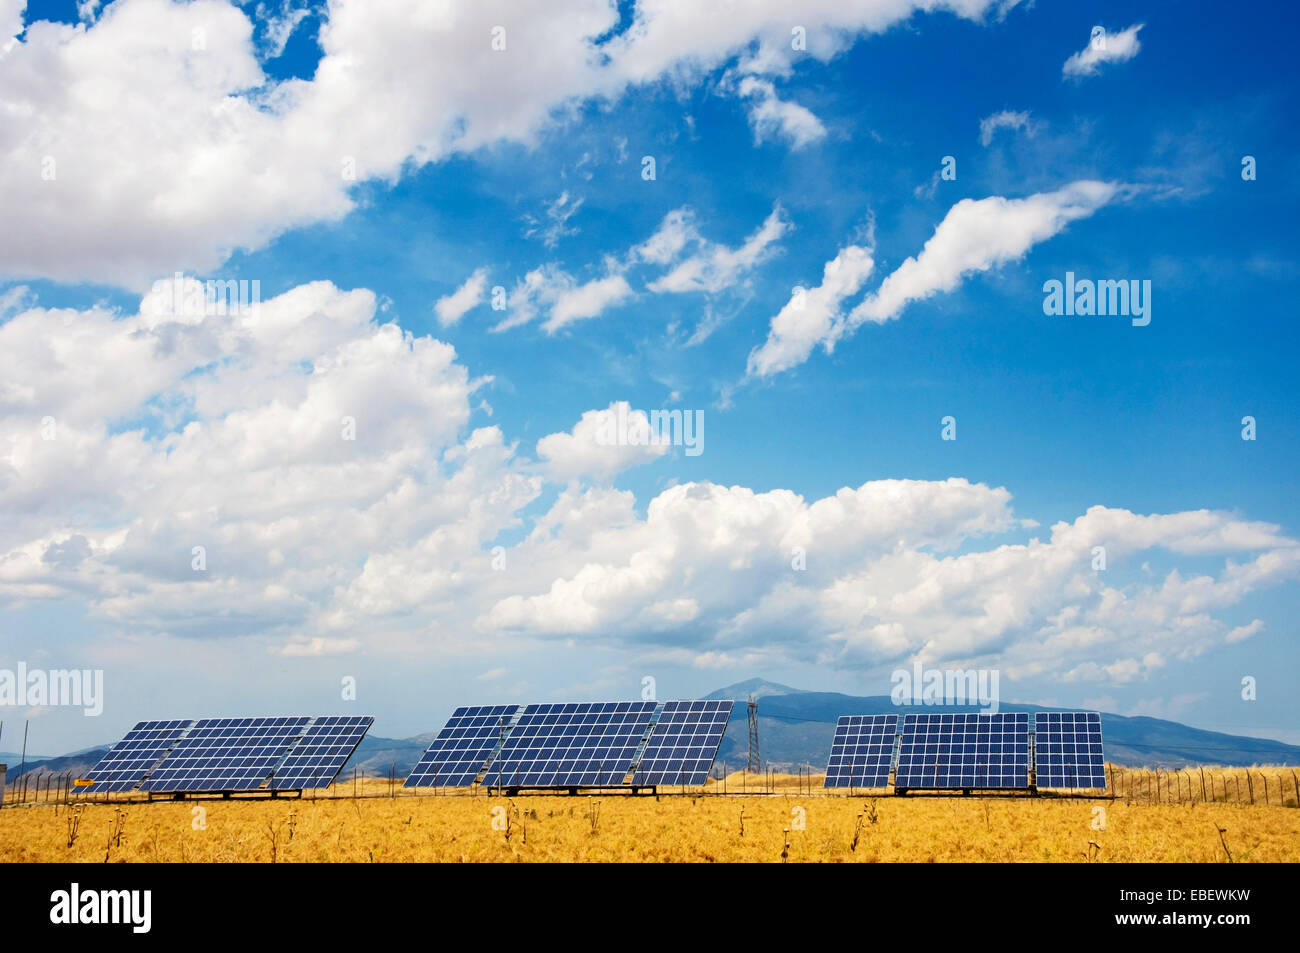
(5, 678), (1296, 782)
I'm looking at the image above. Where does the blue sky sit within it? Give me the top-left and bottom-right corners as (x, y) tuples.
(1, 0), (1297, 752)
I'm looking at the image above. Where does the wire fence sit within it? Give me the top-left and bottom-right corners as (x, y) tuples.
(3, 763), (1298, 807)
(1106, 765), (1300, 807)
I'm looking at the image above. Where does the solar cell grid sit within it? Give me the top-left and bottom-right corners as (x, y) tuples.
(490, 701), (656, 787)
(1034, 712), (1106, 789)
(81, 719), (192, 793)
(896, 712), (1029, 789)
(403, 704), (520, 788)
(634, 700), (732, 785)
(823, 714), (898, 788)
(140, 716), (309, 793)
(269, 715), (373, 790)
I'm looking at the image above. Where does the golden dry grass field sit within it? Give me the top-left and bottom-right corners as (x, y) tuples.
(2, 770), (1298, 863)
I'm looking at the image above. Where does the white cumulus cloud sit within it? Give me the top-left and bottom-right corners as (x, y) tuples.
(0, 283), (1292, 683)
(536, 401), (669, 482)
(0, 0), (1023, 287)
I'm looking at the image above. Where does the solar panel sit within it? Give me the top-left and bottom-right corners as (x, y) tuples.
(489, 702), (657, 787)
(404, 705), (520, 788)
(634, 700), (732, 785)
(80, 720), (193, 793)
(139, 717), (310, 793)
(896, 712), (1030, 789)
(1034, 712), (1106, 789)
(823, 714), (898, 788)
(269, 715), (374, 790)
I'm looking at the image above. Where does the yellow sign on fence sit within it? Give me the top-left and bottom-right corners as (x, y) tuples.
(72, 779), (93, 787)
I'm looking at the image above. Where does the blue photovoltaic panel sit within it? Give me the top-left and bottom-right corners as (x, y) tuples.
(634, 700), (732, 785)
(1034, 712), (1106, 789)
(269, 716), (374, 790)
(823, 714), (899, 788)
(140, 717), (309, 792)
(896, 713), (1030, 789)
(80, 720), (193, 793)
(404, 705), (520, 788)
(489, 702), (657, 787)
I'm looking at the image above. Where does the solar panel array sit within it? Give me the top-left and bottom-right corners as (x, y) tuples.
(140, 717), (310, 793)
(406, 699), (732, 789)
(490, 702), (658, 787)
(80, 715), (374, 794)
(823, 714), (898, 788)
(1034, 712), (1106, 789)
(269, 716), (374, 790)
(819, 710), (1106, 792)
(896, 713), (1030, 789)
(634, 700), (733, 785)
(81, 720), (191, 793)
(404, 704), (520, 788)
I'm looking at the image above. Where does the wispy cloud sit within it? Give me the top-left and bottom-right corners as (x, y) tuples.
(1063, 23), (1144, 79)
(523, 191), (585, 248)
(746, 245), (875, 378)
(434, 268), (488, 326)
(647, 205), (789, 295)
(849, 180), (1123, 326)
(979, 109), (1037, 146)
(749, 181), (1126, 377)
(735, 76), (827, 150)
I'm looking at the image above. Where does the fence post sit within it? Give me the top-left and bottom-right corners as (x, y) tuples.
(1199, 767), (1206, 803)
(1246, 772), (1254, 805)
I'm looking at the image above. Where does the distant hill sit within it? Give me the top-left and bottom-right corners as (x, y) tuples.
(2, 747), (109, 782)
(337, 732), (435, 779)
(706, 680), (1300, 770)
(0, 751), (52, 765)
(706, 677), (801, 701)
